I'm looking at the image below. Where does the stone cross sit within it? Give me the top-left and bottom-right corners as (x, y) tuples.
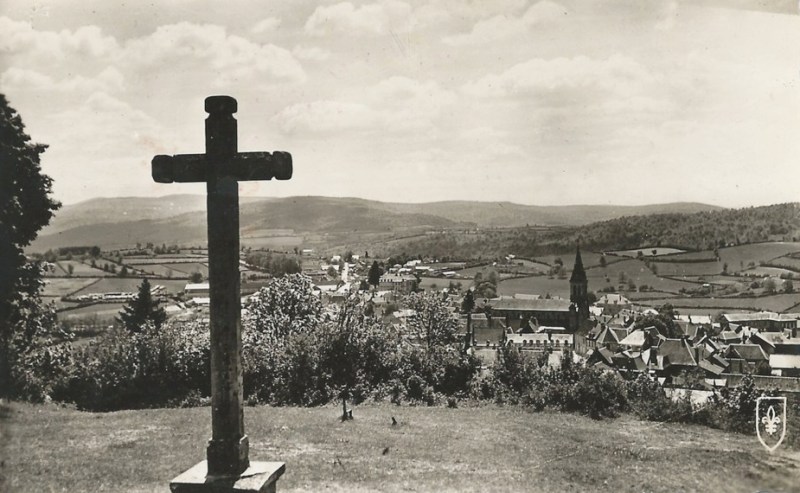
(153, 96), (290, 492)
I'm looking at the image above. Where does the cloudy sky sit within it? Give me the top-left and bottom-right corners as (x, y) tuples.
(2, 0), (800, 207)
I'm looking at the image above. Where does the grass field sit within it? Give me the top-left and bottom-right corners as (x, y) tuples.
(743, 266), (796, 278)
(659, 243), (800, 268)
(54, 260), (110, 277)
(648, 261), (722, 277)
(769, 256), (800, 271)
(641, 293), (800, 313)
(498, 276), (571, 299)
(133, 263), (190, 278)
(161, 262), (209, 277)
(59, 302), (127, 320)
(41, 278), (100, 297)
(610, 247), (686, 257)
(586, 259), (698, 293)
(2, 401), (799, 493)
(72, 278), (189, 296)
(241, 235), (304, 248)
(720, 243), (800, 270)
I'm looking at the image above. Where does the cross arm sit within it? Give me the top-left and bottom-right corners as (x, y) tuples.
(152, 151), (292, 183)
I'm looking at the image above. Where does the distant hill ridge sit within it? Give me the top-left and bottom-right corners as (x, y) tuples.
(30, 195), (724, 250)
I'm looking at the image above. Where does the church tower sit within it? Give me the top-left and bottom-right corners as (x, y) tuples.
(569, 244), (590, 330)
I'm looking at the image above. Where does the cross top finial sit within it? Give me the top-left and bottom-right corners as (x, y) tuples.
(205, 95), (237, 115)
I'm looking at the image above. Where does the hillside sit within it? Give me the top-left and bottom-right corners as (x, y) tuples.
(378, 203), (800, 259)
(29, 195), (721, 251)
(4, 401), (799, 492)
(379, 200), (722, 227)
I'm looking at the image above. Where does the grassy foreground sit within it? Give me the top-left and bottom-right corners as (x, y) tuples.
(2, 401), (799, 493)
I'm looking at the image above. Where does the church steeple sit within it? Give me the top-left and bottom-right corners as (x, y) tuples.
(570, 243), (589, 331)
(570, 244), (587, 283)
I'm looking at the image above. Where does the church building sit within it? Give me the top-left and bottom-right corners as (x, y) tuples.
(487, 245), (590, 333)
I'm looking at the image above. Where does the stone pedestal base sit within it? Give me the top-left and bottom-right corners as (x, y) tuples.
(170, 461), (285, 493)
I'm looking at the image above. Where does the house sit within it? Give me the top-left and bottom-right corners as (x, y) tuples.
(469, 313), (506, 347)
(724, 344), (769, 364)
(651, 338), (698, 377)
(185, 282), (210, 297)
(751, 331), (800, 356)
(488, 297), (575, 330)
(618, 327), (661, 351)
(378, 273), (417, 294)
(722, 312), (799, 332)
(769, 354), (800, 377)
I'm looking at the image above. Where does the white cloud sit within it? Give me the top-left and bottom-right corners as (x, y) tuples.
(304, 0), (416, 36)
(0, 17), (119, 68)
(273, 76), (457, 135)
(251, 17), (281, 34)
(273, 101), (380, 134)
(122, 22), (306, 85)
(292, 45), (331, 61)
(1, 66), (124, 96)
(462, 54), (653, 100)
(443, 1), (568, 46)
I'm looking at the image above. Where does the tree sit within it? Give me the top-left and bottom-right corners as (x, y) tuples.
(189, 271), (203, 283)
(763, 278), (777, 295)
(474, 270), (498, 299)
(599, 256), (607, 268)
(461, 289), (475, 314)
(633, 303), (682, 339)
(784, 279), (794, 293)
(404, 292), (459, 348)
(0, 95), (61, 396)
(368, 261), (382, 288)
(117, 278), (167, 333)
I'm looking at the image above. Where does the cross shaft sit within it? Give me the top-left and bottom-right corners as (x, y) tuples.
(152, 95), (291, 478)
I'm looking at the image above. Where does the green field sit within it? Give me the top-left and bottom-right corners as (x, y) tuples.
(768, 255), (800, 271)
(534, 251), (609, 269)
(241, 235), (304, 249)
(648, 261), (722, 277)
(72, 278), (189, 296)
(719, 243), (800, 271)
(53, 260), (110, 277)
(160, 262), (209, 277)
(41, 278), (100, 297)
(59, 302), (127, 320)
(743, 266), (796, 278)
(132, 264), (190, 278)
(123, 257), (206, 265)
(586, 259), (698, 293)
(498, 276), (571, 299)
(610, 247), (686, 257)
(3, 401), (799, 493)
(642, 293), (800, 313)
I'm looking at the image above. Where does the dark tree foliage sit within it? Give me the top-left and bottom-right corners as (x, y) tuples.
(368, 261), (382, 287)
(382, 203), (800, 259)
(461, 289), (475, 314)
(0, 94), (61, 395)
(117, 278), (167, 333)
(244, 251), (301, 277)
(633, 303), (682, 339)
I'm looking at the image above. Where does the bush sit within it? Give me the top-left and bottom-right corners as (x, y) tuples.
(60, 322), (210, 411)
(565, 369), (628, 419)
(705, 374), (777, 434)
(627, 374), (692, 422)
